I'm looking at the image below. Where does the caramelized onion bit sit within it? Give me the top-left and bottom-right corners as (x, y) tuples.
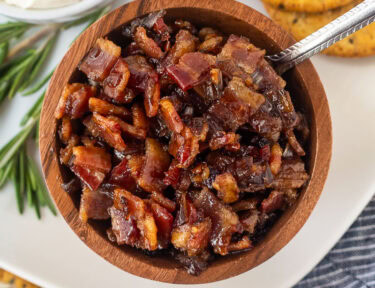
(269, 143), (283, 175)
(160, 98), (184, 134)
(134, 26), (164, 59)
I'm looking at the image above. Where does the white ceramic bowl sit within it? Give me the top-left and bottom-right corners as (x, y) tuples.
(0, 0), (114, 23)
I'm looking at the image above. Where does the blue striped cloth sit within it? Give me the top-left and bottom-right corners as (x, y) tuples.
(294, 196), (375, 288)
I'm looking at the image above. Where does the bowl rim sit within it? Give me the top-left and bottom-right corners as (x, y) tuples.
(0, 0), (113, 23)
(39, 0), (332, 284)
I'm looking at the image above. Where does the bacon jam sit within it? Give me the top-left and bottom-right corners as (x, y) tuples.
(56, 10), (310, 276)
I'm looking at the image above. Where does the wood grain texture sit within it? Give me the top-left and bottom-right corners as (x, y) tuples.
(39, 0), (332, 284)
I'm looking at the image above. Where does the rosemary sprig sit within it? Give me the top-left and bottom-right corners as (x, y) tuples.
(0, 5), (112, 218)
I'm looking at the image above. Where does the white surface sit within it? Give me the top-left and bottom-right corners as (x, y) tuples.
(3, 0), (80, 9)
(0, 1), (374, 287)
(0, 0), (113, 23)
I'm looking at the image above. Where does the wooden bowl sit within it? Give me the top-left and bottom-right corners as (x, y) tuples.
(40, 0), (332, 284)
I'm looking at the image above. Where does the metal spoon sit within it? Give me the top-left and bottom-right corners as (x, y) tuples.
(266, 0), (375, 74)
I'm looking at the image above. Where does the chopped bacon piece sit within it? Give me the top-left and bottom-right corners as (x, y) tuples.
(125, 42), (144, 56)
(212, 173), (240, 204)
(249, 108), (283, 142)
(217, 35), (265, 86)
(208, 77), (264, 131)
(109, 207), (140, 246)
(55, 83), (96, 119)
(175, 192), (200, 226)
(132, 103), (149, 131)
(128, 155), (145, 181)
(209, 132), (239, 151)
(163, 159), (181, 188)
(89, 97), (131, 120)
(169, 126), (200, 169)
(114, 189), (158, 250)
(124, 55), (161, 117)
(134, 26), (164, 59)
(79, 38), (121, 82)
(109, 158), (137, 191)
(72, 146), (111, 173)
(138, 138), (171, 193)
(125, 55), (158, 92)
(190, 188), (241, 255)
(79, 186), (113, 222)
(71, 164), (105, 191)
(172, 218), (212, 256)
(162, 30), (197, 67)
(226, 76), (265, 109)
(150, 201), (174, 245)
(261, 190), (285, 213)
(151, 191), (176, 212)
(103, 58), (132, 104)
(160, 98), (184, 134)
(286, 129), (306, 156)
(240, 210), (260, 234)
(144, 77), (160, 117)
(167, 52), (216, 91)
(153, 17), (170, 41)
(268, 158), (309, 190)
(107, 115), (146, 140)
(85, 113), (126, 152)
(231, 198), (260, 212)
(59, 116), (73, 144)
(228, 236), (252, 252)
(269, 143), (283, 175)
(59, 135), (80, 165)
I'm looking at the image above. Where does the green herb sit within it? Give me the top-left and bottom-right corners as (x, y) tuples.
(0, 5), (112, 218)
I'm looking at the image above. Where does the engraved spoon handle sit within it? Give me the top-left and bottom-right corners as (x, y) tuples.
(266, 0), (375, 74)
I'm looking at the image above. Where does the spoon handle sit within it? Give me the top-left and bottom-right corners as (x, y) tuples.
(266, 0), (375, 74)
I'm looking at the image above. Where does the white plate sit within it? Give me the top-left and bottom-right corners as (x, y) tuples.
(0, 0), (113, 23)
(0, 1), (374, 288)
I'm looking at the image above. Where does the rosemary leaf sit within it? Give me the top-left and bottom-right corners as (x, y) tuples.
(25, 171), (32, 206)
(0, 50), (35, 83)
(19, 146), (26, 202)
(23, 69), (54, 96)
(0, 81), (9, 103)
(11, 156), (23, 214)
(0, 160), (14, 188)
(0, 42), (8, 65)
(0, 119), (36, 169)
(20, 34), (58, 92)
(32, 191), (41, 219)
(28, 155), (56, 215)
(0, 49), (34, 74)
(0, 22), (30, 32)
